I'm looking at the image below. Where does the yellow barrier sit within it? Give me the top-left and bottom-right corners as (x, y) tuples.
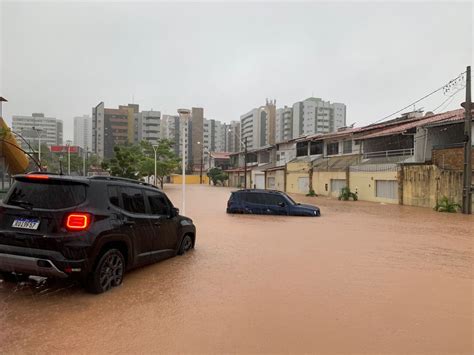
(171, 174), (210, 184)
(0, 117), (29, 174)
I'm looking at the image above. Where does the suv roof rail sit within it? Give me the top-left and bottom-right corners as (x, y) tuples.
(88, 175), (160, 189)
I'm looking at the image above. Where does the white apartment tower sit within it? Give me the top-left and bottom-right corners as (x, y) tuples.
(292, 97), (346, 139)
(275, 106), (293, 142)
(73, 115), (92, 151)
(12, 113), (63, 151)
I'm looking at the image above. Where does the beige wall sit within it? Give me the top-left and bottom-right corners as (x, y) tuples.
(402, 165), (472, 209)
(228, 171), (252, 188)
(286, 161), (310, 194)
(312, 171), (347, 197)
(266, 169), (285, 191)
(349, 170), (399, 204)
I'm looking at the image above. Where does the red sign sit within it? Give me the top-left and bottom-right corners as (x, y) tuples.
(50, 145), (80, 153)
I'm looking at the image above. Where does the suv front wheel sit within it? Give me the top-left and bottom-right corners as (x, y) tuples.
(85, 249), (125, 294)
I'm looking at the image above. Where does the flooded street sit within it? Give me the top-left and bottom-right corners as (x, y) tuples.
(1, 184), (473, 354)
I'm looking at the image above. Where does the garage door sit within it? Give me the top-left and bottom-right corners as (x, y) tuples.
(267, 177), (275, 189)
(298, 177), (309, 193)
(255, 174), (265, 189)
(376, 180), (398, 200)
(330, 179), (347, 197)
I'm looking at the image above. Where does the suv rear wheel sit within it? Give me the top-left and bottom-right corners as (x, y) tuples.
(85, 249), (124, 294)
(178, 235), (193, 255)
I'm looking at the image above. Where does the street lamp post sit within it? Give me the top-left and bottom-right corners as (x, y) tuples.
(66, 140), (72, 175)
(83, 146), (87, 176)
(32, 127), (43, 170)
(178, 109), (190, 215)
(152, 144), (158, 186)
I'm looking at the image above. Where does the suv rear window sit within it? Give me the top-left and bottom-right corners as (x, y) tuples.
(6, 181), (87, 209)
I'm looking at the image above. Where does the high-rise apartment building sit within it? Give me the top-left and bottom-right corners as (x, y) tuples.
(92, 102), (131, 159)
(240, 99), (276, 150)
(275, 106), (293, 142)
(226, 121), (241, 152)
(73, 115), (92, 151)
(292, 97), (346, 139)
(12, 113), (63, 151)
(135, 110), (160, 144)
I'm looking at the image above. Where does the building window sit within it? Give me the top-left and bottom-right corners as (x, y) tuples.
(326, 142), (339, 156)
(310, 141), (323, 155)
(296, 141), (308, 157)
(343, 140), (352, 154)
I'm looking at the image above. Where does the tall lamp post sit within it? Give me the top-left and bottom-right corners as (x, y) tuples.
(178, 109), (191, 215)
(66, 140), (72, 175)
(152, 144), (158, 186)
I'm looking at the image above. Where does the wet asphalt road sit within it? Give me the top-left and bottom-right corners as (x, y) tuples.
(1, 184), (473, 354)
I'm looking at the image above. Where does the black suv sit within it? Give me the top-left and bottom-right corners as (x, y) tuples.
(0, 173), (196, 293)
(227, 189), (321, 216)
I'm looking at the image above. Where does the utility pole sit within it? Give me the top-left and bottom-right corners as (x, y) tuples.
(244, 137), (248, 189)
(153, 144), (158, 186)
(200, 143), (204, 184)
(462, 65), (472, 214)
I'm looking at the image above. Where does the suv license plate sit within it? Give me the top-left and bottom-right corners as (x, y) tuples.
(12, 218), (40, 230)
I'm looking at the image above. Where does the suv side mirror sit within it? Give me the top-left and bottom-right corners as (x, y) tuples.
(171, 207), (179, 217)
(278, 202), (286, 207)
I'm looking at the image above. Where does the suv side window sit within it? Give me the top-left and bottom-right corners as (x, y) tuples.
(146, 191), (170, 215)
(121, 187), (146, 214)
(266, 194), (286, 205)
(108, 185), (121, 208)
(245, 193), (268, 205)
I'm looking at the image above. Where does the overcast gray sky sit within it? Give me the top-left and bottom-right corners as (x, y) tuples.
(1, 1), (472, 141)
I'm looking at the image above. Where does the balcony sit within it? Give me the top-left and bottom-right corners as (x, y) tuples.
(363, 148), (414, 159)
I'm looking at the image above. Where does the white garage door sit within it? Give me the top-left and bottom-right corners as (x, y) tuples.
(255, 174), (265, 189)
(376, 180), (398, 200)
(330, 179), (347, 197)
(298, 177), (309, 193)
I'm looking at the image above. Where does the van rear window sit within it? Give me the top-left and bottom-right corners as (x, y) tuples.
(6, 181), (87, 209)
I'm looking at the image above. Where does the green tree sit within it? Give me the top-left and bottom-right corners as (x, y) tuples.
(102, 140), (180, 187)
(102, 144), (143, 179)
(208, 167), (228, 186)
(139, 140), (180, 189)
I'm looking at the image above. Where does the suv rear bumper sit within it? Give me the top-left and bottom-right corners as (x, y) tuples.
(0, 253), (68, 278)
(0, 244), (87, 278)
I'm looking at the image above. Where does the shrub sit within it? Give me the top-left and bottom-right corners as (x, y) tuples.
(434, 196), (460, 213)
(338, 187), (358, 201)
(306, 189), (317, 197)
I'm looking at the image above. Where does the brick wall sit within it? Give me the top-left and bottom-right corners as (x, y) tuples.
(432, 146), (474, 170)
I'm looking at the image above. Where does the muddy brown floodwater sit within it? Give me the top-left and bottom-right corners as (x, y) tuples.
(0, 184), (473, 354)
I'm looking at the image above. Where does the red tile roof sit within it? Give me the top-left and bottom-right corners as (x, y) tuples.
(210, 152), (230, 159)
(358, 109), (468, 140)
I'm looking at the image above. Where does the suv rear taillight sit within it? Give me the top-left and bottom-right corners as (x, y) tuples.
(65, 213), (91, 231)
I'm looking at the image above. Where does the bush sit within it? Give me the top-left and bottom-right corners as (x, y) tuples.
(306, 189), (317, 197)
(434, 196), (460, 213)
(338, 187), (358, 201)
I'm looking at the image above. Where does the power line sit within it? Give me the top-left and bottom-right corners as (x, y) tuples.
(432, 86), (464, 113)
(370, 71), (467, 125)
